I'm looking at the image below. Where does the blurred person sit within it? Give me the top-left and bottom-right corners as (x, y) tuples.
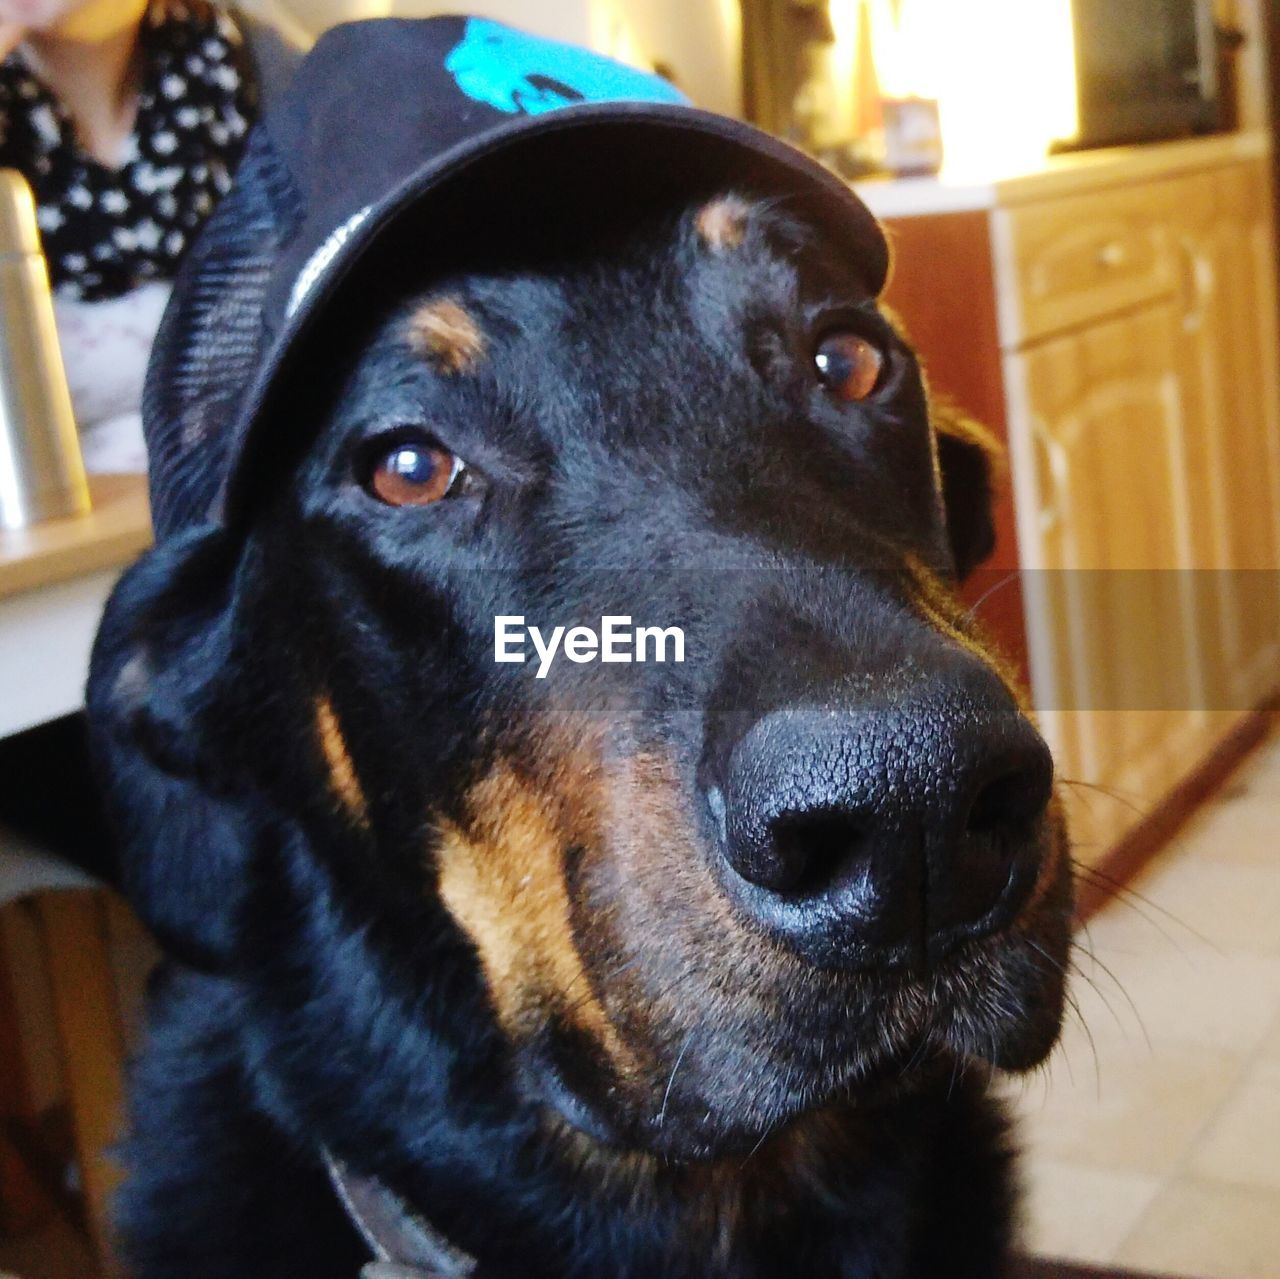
(0, 0), (302, 469)
(0, 2), (301, 887)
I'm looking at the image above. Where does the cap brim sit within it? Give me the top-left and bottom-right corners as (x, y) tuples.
(220, 101), (888, 529)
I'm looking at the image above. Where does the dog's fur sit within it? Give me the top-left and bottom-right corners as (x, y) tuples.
(89, 187), (1072, 1278)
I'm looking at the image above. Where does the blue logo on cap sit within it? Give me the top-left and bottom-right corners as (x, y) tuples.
(445, 18), (687, 116)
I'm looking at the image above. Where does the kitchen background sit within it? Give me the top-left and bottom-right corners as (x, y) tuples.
(3, 2), (1279, 1277)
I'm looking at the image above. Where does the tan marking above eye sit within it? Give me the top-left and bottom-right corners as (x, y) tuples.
(695, 195), (752, 252)
(315, 695), (368, 824)
(405, 296), (486, 373)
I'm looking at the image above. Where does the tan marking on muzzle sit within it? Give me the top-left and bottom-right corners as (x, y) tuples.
(315, 695), (368, 824)
(593, 750), (797, 1062)
(695, 195), (752, 252)
(434, 765), (634, 1070)
(405, 297), (486, 373)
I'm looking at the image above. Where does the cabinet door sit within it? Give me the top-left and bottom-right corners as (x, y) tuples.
(1007, 302), (1204, 856)
(1170, 161), (1280, 713)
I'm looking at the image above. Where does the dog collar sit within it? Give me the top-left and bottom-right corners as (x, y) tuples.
(323, 1149), (479, 1279)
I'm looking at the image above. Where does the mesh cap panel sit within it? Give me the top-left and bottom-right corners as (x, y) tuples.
(142, 127), (304, 540)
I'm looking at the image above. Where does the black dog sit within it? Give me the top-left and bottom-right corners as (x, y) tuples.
(89, 176), (1071, 1278)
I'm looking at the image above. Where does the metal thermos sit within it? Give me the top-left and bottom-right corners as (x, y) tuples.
(0, 168), (89, 529)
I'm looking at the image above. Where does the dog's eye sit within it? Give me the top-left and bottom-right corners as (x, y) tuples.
(813, 331), (885, 402)
(367, 441), (466, 507)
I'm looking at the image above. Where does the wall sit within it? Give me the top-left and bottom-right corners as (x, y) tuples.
(1221, 0), (1274, 130)
(268, 0), (742, 116)
(584, 0), (742, 116)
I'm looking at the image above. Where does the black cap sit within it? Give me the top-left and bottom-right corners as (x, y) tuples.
(143, 16), (889, 541)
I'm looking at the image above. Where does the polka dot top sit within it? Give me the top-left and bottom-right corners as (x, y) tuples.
(0, 0), (258, 301)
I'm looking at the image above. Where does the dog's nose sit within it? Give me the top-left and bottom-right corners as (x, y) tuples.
(711, 669), (1053, 969)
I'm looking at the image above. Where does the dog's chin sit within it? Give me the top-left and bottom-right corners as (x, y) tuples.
(628, 1018), (1062, 1164)
(533, 1038), (933, 1166)
(521, 923), (1071, 1165)
(530, 1013), (1066, 1167)
(524, 1022), (1006, 1167)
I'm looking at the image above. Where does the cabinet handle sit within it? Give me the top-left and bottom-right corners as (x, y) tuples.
(1097, 240), (1127, 269)
(1178, 240), (1208, 332)
(1032, 416), (1068, 535)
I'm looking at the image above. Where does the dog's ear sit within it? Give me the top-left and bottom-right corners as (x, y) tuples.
(88, 529), (255, 971)
(933, 401), (1002, 580)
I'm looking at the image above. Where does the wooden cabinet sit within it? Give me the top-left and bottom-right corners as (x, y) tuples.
(1001, 182), (1178, 344)
(1011, 302), (1208, 853)
(1015, 302), (1201, 807)
(877, 139), (1280, 863)
(1169, 164), (1280, 712)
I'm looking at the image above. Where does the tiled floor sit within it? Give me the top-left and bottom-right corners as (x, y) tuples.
(1013, 729), (1280, 1278)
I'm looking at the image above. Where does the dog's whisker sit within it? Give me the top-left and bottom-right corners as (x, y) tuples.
(1059, 962), (1111, 1054)
(1065, 930), (1121, 1001)
(1053, 1033), (1078, 1092)
(1028, 1056), (1055, 1110)
(1071, 864), (1170, 932)
(1024, 937), (1099, 1094)
(1060, 973), (1104, 1096)
(961, 569), (1020, 622)
(1069, 944), (1153, 1053)
(1057, 776), (1153, 817)
(1071, 881), (1201, 958)
(898, 1022), (935, 1080)
(657, 1030), (695, 1128)
(560, 955), (644, 1019)
(1071, 861), (1218, 952)
(1025, 936), (1067, 978)
(739, 1059), (799, 1173)
(737, 1125), (773, 1173)
(1065, 953), (1127, 1037)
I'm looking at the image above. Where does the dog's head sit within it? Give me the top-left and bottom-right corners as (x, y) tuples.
(92, 182), (1070, 1163)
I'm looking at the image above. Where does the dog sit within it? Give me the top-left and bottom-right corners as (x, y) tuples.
(87, 19), (1072, 1279)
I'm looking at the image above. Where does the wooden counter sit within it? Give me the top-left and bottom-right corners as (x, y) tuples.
(0, 474), (151, 737)
(853, 129), (1272, 220)
(0, 474), (150, 601)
